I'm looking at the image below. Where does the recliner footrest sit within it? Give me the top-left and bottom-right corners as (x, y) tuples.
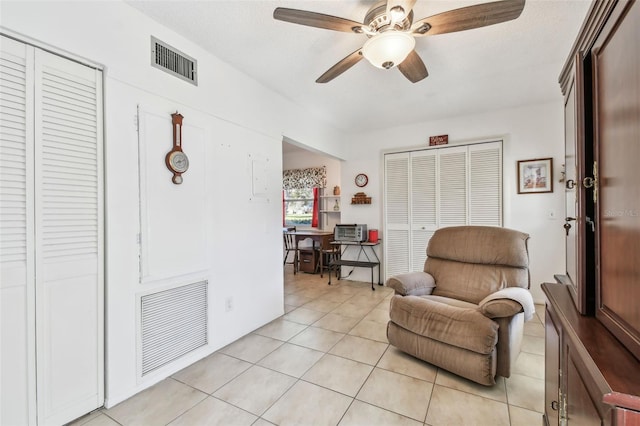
(389, 295), (498, 354)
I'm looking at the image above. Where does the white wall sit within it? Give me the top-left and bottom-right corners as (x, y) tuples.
(341, 101), (566, 303)
(1, 0), (347, 411)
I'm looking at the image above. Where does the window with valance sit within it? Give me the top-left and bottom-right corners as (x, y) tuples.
(283, 166), (326, 228)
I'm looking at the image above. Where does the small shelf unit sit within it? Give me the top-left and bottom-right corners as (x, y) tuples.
(319, 191), (341, 229)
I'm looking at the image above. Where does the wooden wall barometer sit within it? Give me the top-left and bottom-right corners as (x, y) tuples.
(165, 112), (189, 184)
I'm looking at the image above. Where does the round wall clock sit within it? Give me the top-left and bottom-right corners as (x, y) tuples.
(165, 112), (189, 184)
(355, 173), (368, 187)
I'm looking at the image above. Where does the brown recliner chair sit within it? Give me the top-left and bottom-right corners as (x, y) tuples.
(386, 226), (534, 386)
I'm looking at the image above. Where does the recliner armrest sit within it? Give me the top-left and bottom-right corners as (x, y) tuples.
(386, 272), (436, 296)
(478, 287), (535, 321)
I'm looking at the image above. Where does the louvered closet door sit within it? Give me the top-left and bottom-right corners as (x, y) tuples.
(469, 142), (502, 226)
(384, 153), (410, 278)
(0, 35), (35, 426)
(384, 142), (503, 280)
(34, 49), (103, 425)
(410, 150), (437, 271)
(439, 145), (467, 226)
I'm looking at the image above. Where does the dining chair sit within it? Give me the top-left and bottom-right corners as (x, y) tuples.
(283, 226), (297, 268)
(315, 236), (340, 278)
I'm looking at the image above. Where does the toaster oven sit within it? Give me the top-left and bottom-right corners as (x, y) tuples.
(334, 224), (368, 242)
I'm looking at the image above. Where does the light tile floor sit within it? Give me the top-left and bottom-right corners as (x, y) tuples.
(72, 268), (546, 426)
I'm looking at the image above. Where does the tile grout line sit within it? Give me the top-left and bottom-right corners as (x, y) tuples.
(114, 271), (543, 426)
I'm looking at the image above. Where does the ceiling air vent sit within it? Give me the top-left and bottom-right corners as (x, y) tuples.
(151, 36), (197, 85)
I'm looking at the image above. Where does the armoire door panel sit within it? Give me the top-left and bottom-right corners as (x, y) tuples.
(564, 72), (578, 284)
(593, 0), (640, 361)
(566, 356), (603, 426)
(544, 309), (560, 426)
(562, 53), (593, 316)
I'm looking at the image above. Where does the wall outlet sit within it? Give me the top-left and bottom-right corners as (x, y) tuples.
(225, 297), (234, 313)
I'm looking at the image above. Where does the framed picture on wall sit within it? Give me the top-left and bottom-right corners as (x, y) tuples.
(517, 158), (553, 194)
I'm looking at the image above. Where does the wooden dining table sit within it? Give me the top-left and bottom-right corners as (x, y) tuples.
(290, 230), (334, 276)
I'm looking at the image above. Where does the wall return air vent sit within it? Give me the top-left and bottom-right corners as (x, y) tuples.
(151, 36), (198, 85)
(140, 281), (208, 376)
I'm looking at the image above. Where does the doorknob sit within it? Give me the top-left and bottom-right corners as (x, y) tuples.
(582, 161), (598, 203)
(564, 217), (575, 236)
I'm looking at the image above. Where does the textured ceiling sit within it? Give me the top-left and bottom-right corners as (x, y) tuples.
(127, 0), (591, 133)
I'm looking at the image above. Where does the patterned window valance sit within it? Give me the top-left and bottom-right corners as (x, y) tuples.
(283, 166), (327, 190)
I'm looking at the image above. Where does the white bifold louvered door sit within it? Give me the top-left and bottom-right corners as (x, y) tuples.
(438, 146), (467, 227)
(34, 47), (104, 426)
(384, 153), (410, 278)
(0, 35), (103, 426)
(410, 150), (438, 272)
(1, 35), (36, 426)
(384, 141), (502, 279)
(468, 143), (502, 226)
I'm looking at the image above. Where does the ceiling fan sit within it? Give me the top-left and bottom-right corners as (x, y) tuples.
(273, 0), (525, 83)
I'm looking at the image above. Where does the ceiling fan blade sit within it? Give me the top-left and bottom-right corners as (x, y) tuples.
(398, 50), (428, 83)
(386, 0), (417, 20)
(274, 8), (363, 33)
(316, 49), (364, 83)
(411, 0), (525, 36)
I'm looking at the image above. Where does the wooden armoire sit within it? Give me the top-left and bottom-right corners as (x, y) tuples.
(542, 0), (640, 425)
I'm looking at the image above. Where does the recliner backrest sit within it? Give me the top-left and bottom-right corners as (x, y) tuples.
(424, 226), (530, 304)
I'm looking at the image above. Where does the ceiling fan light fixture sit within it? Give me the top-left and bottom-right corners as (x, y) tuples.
(389, 6), (406, 21)
(362, 31), (415, 70)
